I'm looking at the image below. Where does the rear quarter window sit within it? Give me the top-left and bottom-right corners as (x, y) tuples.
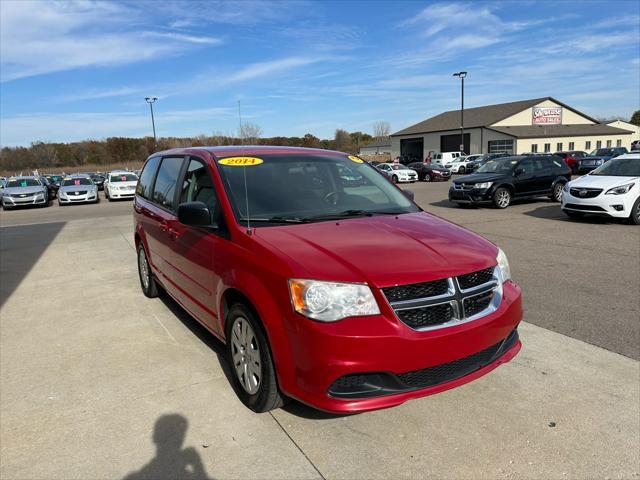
(136, 156), (161, 199)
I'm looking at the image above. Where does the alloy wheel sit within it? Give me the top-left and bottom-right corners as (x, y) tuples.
(231, 316), (262, 394)
(554, 184), (563, 201)
(497, 191), (510, 208)
(138, 248), (150, 290)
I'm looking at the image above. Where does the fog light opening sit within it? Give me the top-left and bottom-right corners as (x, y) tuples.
(611, 205), (624, 212)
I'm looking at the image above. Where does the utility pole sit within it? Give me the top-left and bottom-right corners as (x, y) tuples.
(452, 72), (467, 153)
(145, 97), (158, 148)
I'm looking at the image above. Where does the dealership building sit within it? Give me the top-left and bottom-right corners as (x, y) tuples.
(390, 97), (637, 159)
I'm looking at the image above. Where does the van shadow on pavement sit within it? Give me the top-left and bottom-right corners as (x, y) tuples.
(123, 414), (213, 480)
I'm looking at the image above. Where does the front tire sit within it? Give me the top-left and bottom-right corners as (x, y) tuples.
(493, 187), (511, 209)
(564, 210), (585, 220)
(458, 166), (466, 174)
(225, 303), (284, 413)
(391, 175), (398, 184)
(629, 197), (640, 225)
(137, 244), (159, 298)
(424, 174), (432, 182)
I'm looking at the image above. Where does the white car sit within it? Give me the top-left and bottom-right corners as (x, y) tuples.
(445, 154), (483, 174)
(561, 154), (640, 224)
(104, 171), (139, 201)
(376, 163), (418, 183)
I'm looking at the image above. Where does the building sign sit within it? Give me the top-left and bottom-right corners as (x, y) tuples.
(532, 106), (562, 125)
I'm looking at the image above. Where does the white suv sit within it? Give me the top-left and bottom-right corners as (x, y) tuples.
(561, 154), (640, 224)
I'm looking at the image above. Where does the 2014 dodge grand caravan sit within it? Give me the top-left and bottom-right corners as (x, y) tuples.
(134, 146), (522, 413)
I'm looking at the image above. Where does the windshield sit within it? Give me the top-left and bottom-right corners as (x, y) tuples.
(591, 158), (640, 176)
(477, 158), (517, 174)
(216, 154), (419, 225)
(591, 149), (613, 156)
(109, 173), (138, 182)
(62, 178), (93, 186)
(390, 164), (406, 170)
(7, 178), (40, 187)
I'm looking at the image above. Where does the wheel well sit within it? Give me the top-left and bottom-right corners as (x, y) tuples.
(494, 184), (514, 195)
(134, 232), (141, 249)
(221, 288), (259, 330)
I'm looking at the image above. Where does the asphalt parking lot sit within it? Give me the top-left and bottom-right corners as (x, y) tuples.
(1, 185), (639, 479)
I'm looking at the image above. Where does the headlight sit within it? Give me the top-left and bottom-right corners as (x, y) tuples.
(475, 182), (493, 189)
(605, 183), (635, 195)
(289, 279), (380, 322)
(496, 248), (511, 283)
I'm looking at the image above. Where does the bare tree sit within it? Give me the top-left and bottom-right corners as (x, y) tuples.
(239, 122), (263, 144)
(372, 121), (391, 138)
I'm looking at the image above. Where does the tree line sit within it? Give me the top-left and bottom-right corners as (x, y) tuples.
(0, 122), (391, 173)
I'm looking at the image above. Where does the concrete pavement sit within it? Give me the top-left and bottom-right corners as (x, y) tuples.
(1, 184), (639, 479)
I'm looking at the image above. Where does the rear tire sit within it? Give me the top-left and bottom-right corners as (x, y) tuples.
(550, 182), (564, 202)
(493, 187), (511, 209)
(137, 243), (159, 298)
(225, 303), (284, 413)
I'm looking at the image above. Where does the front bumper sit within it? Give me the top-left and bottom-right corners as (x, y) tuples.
(2, 194), (47, 207)
(277, 281), (522, 413)
(59, 192), (98, 204)
(108, 189), (135, 199)
(448, 186), (493, 204)
(561, 191), (634, 218)
(397, 176), (418, 183)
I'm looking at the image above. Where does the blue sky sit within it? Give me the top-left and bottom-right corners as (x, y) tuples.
(1, 0), (639, 146)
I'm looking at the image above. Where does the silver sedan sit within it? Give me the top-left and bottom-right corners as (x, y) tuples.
(1, 176), (49, 209)
(58, 175), (99, 205)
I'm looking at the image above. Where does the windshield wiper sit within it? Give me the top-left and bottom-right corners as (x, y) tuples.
(240, 216), (310, 224)
(302, 209), (405, 221)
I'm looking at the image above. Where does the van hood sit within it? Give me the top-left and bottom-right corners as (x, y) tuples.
(255, 212), (498, 288)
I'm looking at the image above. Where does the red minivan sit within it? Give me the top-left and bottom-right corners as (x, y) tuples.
(134, 146), (522, 413)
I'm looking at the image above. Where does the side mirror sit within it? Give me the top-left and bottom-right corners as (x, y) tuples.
(177, 201), (216, 228)
(402, 189), (415, 201)
(514, 167), (524, 176)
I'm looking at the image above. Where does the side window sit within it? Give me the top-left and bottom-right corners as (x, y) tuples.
(151, 157), (184, 211)
(179, 158), (219, 223)
(136, 156), (161, 199)
(519, 159), (534, 174)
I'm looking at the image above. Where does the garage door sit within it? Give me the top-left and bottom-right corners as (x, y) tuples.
(441, 133), (470, 153)
(400, 138), (423, 161)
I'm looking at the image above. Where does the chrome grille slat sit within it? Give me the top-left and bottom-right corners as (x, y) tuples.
(383, 267), (501, 331)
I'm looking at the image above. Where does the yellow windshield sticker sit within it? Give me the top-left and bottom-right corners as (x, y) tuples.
(348, 155), (364, 163)
(218, 157), (264, 166)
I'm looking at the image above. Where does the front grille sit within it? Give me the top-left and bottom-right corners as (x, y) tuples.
(331, 374), (369, 390)
(570, 188), (602, 199)
(463, 291), (494, 317)
(9, 193), (34, 198)
(382, 279), (449, 303)
(397, 303), (455, 329)
(382, 267), (499, 331)
(565, 203), (605, 211)
(457, 267), (494, 290)
(397, 329), (518, 389)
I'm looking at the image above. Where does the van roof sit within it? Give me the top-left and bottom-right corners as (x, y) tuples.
(152, 145), (348, 159)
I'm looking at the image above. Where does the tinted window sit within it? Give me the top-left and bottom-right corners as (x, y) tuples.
(152, 157), (184, 210)
(136, 156), (161, 199)
(179, 158), (218, 223)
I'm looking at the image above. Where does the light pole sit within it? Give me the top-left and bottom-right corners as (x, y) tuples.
(145, 97), (158, 146)
(452, 71), (467, 153)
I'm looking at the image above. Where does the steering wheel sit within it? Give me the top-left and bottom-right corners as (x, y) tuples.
(323, 191), (339, 206)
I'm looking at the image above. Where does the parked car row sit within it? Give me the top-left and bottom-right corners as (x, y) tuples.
(0, 170), (139, 210)
(446, 153), (639, 224)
